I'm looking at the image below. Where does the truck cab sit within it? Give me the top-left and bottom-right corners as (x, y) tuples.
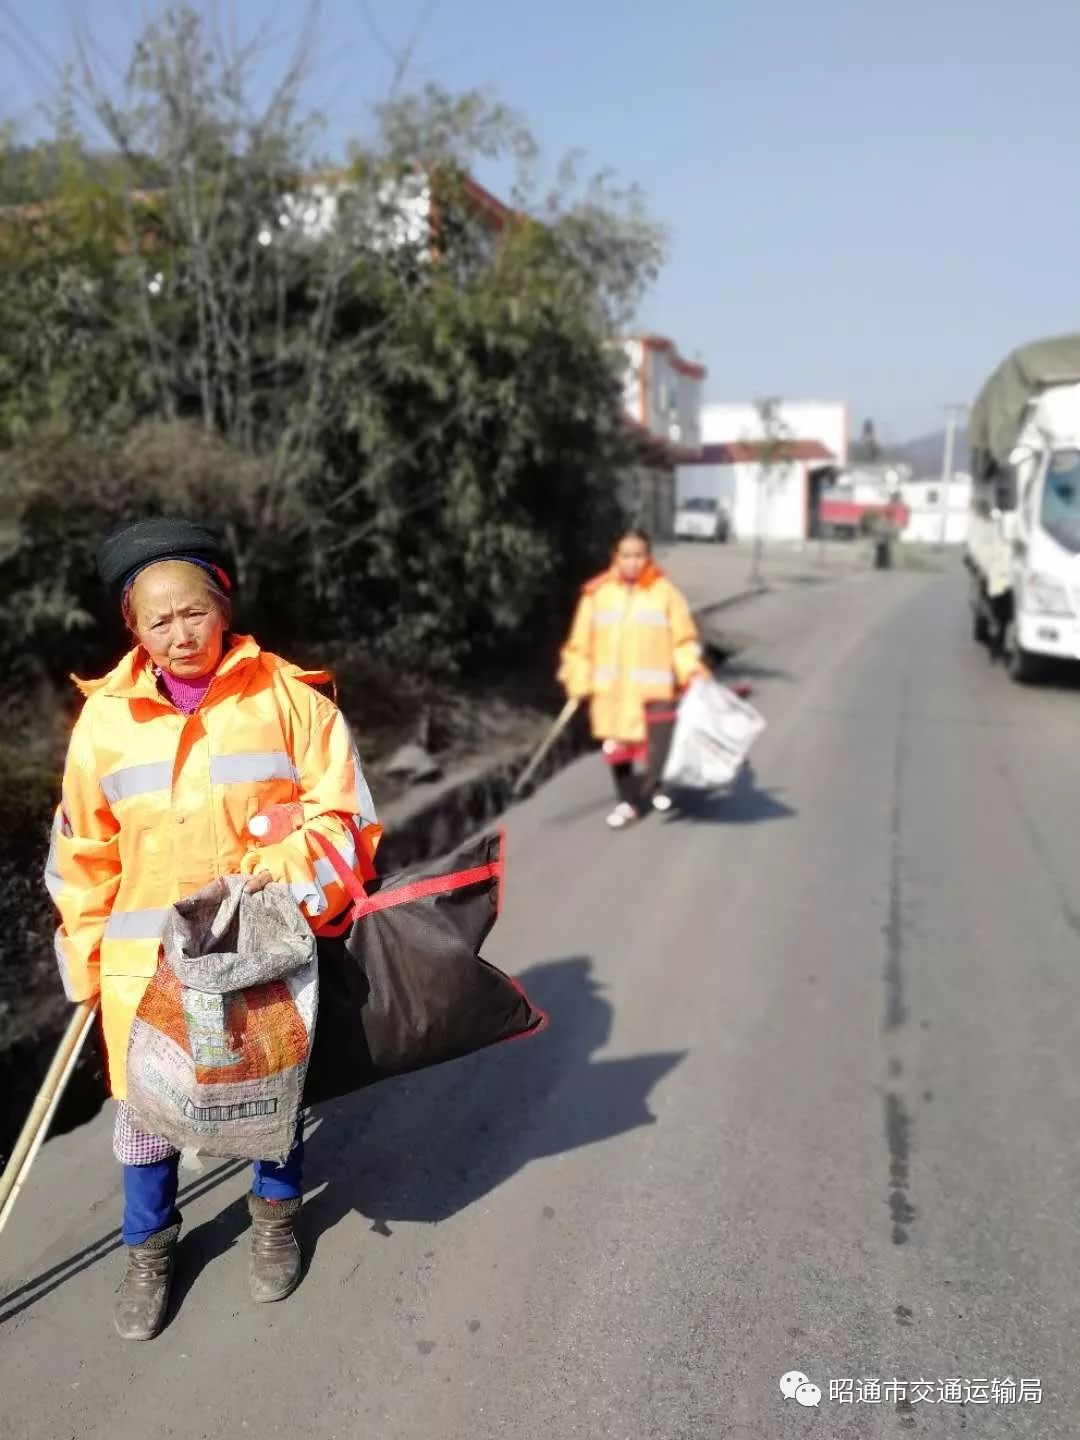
(968, 352), (1080, 681)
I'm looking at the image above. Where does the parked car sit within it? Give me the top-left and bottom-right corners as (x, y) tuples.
(674, 496), (730, 543)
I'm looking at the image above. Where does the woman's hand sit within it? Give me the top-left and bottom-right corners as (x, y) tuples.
(244, 868), (274, 894)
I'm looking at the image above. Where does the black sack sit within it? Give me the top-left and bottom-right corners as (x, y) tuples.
(303, 830), (545, 1106)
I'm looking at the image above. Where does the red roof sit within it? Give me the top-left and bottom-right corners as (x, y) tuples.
(460, 175), (515, 229)
(632, 334), (707, 380)
(690, 440), (835, 465)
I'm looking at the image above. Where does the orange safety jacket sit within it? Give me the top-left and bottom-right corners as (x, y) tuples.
(557, 563), (707, 743)
(45, 634), (381, 1099)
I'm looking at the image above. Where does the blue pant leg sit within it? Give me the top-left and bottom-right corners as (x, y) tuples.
(122, 1156), (181, 1245)
(251, 1127), (305, 1201)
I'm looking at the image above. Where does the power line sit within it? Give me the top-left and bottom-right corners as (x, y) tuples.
(0, 2), (63, 86)
(0, 0), (104, 135)
(0, 25), (56, 101)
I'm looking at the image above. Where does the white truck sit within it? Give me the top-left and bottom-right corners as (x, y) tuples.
(966, 336), (1080, 682)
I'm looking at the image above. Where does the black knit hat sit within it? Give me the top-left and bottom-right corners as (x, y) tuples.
(97, 518), (236, 595)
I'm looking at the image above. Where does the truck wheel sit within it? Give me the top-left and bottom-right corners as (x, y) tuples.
(1004, 620), (1042, 685)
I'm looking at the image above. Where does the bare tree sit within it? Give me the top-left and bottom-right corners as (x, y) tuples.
(67, 4), (490, 598)
(749, 396), (792, 585)
(4, 2), (665, 650)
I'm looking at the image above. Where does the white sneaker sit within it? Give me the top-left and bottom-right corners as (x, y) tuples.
(606, 802), (640, 830)
(651, 792), (673, 813)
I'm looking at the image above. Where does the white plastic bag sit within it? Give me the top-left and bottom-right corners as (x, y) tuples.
(662, 679), (766, 790)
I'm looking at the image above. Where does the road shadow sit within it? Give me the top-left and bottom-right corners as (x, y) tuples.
(717, 658), (796, 686)
(1019, 660), (1080, 692)
(983, 643), (1080, 692)
(1, 956), (685, 1321)
(547, 758), (796, 831)
(665, 763), (796, 827)
(297, 954), (685, 1249)
(0, 1152), (251, 1327)
(700, 640), (795, 685)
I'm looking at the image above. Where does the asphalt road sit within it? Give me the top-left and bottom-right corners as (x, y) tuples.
(4, 560), (1080, 1439)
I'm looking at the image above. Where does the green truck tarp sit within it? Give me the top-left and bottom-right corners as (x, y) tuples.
(969, 334), (1080, 479)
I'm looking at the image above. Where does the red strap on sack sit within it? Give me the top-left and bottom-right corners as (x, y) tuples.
(359, 861), (499, 916)
(312, 822), (505, 929)
(312, 818), (371, 924)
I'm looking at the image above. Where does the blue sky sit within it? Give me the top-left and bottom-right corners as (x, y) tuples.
(1, 0), (1075, 440)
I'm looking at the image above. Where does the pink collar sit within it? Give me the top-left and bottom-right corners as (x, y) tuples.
(158, 667), (215, 714)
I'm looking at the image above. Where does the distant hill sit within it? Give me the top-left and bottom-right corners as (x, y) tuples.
(891, 429), (970, 478)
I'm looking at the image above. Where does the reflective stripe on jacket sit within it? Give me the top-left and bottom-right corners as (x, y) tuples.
(45, 634), (381, 1099)
(557, 564), (706, 743)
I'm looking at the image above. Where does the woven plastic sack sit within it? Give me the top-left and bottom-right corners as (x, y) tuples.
(662, 678), (766, 790)
(126, 876), (317, 1163)
(304, 830), (545, 1106)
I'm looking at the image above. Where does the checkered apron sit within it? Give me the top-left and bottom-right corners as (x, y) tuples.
(113, 1101), (178, 1166)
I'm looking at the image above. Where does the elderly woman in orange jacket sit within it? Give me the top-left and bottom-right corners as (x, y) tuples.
(45, 519), (380, 1341)
(559, 528), (708, 828)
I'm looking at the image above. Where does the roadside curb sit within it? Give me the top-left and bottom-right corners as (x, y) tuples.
(376, 713), (592, 872)
(695, 585), (769, 625)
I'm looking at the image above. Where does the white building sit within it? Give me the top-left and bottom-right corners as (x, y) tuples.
(899, 473), (972, 545)
(675, 449), (736, 511)
(701, 399), (850, 467)
(678, 439), (836, 542)
(616, 335), (706, 539)
(676, 398), (847, 541)
(619, 335), (705, 461)
(271, 171), (513, 254)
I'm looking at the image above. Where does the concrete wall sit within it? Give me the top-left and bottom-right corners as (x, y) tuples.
(676, 463), (736, 508)
(647, 345), (703, 452)
(278, 175), (432, 249)
(901, 475), (972, 545)
(732, 461), (808, 541)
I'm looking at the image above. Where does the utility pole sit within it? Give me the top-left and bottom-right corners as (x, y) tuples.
(938, 404), (967, 548)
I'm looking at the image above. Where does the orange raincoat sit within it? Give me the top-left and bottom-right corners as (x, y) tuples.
(558, 563), (707, 743)
(45, 635), (381, 1099)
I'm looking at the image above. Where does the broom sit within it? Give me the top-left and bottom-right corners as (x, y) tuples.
(0, 999), (99, 1235)
(512, 698), (580, 798)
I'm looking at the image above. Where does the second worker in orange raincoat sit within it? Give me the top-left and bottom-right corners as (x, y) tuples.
(558, 528), (708, 829)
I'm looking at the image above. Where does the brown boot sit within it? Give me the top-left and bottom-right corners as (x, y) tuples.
(114, 1219), (181, 1341)
(248, 1194), (302, 1303)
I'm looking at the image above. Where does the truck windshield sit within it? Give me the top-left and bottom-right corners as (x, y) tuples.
(1042, 451), (1080, 553)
